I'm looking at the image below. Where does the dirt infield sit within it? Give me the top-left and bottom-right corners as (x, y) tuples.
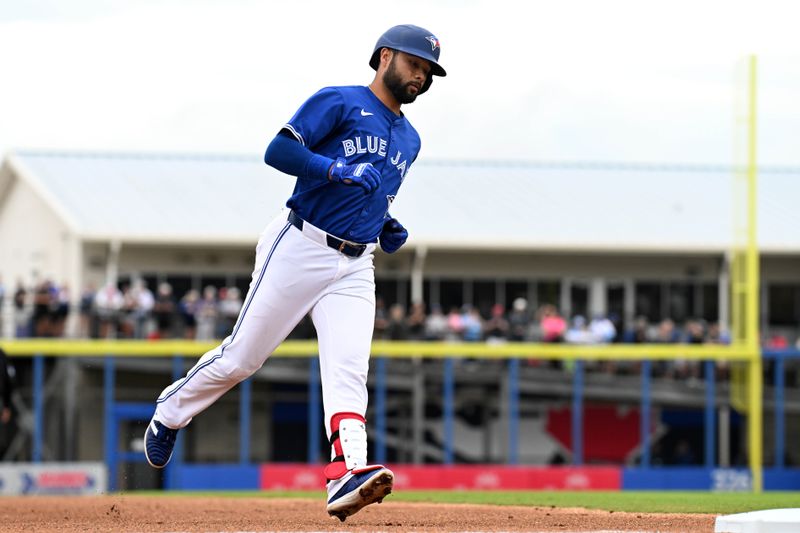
(0, 495), (716, 532)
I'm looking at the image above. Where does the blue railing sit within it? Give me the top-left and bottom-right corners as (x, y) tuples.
(765, 349), (795, 470)
(20, 349), (800, 490)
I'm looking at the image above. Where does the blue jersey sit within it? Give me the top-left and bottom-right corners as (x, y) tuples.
(281, 85), (421, 244)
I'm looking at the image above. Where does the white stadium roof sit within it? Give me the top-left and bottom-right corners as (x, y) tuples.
(2, 150), (798, 253)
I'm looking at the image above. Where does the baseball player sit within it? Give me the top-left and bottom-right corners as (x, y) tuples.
(144, 24), (446, 521)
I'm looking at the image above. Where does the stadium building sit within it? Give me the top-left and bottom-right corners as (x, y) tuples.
(2, 151), (800, 336)
(1, 151), (799, 486)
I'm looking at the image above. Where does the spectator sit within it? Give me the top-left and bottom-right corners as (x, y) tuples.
(655, 318), (680, 343)
(179, 289), (200, 339)
(766, 332), (789, 349)
(707, 322), (729, 345)
(707, 322), (730, 381)
(152, 282), (177, 339)
(118, 285), (137, 338)
(653, 318), (680, 378)
(625, 315), (650, 343)
(589, 314), (618, 373)
(13, 281), (29, 338)
(445, 306), (464, 340)
(682, 319), (706, 382)
(49, 283), (70, 338)
(424, 303), (448, 340)
(32, 280), (53, 337)
(608, 312), (625, 343)
(131, 280), (155, 338)
(374, 297), (389, 339)
(94, 282), (124, 339)
(508, 298), (531, 341)
(589, 314), (616, 344)
(216, 287), (242, 338)
(539, 304), (566, 343)
(564, 315), (594, 344)
(195, 286), (219, 341)
(406, 302), (426, 340)
(684, 319), (706, 344)
(484, 303), (509, 343)
(385, 304), (409, 340)
(461, 305), (483, 342)
(78, 283), (96, 338)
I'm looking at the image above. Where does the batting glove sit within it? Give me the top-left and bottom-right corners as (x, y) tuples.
(329, 157), (381, 194)
(379, 218), (408, 254)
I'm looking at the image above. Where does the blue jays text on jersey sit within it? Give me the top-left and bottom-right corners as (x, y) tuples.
(281, 85), (421, 244)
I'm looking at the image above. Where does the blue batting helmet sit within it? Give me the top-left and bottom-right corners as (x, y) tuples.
(369, 24), (446, 94)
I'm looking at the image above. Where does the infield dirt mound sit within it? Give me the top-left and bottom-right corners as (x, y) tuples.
(0, 495), (716, 532)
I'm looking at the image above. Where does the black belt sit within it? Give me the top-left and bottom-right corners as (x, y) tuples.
(288, 211), (367, 258)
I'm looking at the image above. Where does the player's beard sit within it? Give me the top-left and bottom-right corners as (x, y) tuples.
(383, 55), (420, 104)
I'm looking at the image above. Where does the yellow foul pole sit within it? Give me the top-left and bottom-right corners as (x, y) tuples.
(746, 55), (763, 493)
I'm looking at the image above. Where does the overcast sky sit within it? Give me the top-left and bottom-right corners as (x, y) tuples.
(1, 0), (798, 165)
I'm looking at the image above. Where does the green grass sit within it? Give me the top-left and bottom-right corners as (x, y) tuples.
(130, 490), (800, 514)
(391, 491), (800, 514)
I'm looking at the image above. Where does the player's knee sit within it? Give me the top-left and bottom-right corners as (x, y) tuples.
(215, 357), (259, 382)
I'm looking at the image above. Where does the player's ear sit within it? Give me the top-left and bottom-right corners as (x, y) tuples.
(379, 47), (394, 69)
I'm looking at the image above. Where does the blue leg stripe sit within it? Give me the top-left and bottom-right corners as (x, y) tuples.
(156, 223), (291, 404)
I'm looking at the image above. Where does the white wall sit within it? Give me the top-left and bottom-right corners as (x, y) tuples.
(0, 176), (73, 288)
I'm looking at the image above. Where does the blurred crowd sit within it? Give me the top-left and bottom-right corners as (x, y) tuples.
(373, 298), (730, 347)
(0, 280), (789, 353)
(372, 297), (736, 380)
(3, 279), (245, 341)
(4, 279), (800, 386)
(3, 279), (730, 345)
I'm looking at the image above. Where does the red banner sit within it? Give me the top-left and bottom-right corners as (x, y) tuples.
(260, 464), (621, 490)
(547, 405), (645, 462)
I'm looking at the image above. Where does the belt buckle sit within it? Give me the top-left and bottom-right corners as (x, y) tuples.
(336, 238), (364, 257)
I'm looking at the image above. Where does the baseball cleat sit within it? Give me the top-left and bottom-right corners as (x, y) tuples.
(144, 419), (178, 468)
(326, 467), (394, 522)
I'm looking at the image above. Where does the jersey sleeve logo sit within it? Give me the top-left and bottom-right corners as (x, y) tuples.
(360, 109), (374, 117)
(425, 35), (440, 51)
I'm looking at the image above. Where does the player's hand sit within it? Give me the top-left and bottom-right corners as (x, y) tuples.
(329, 157), (381, 194)
(379, 218), (408, 254)
(1, 407), (10, 424)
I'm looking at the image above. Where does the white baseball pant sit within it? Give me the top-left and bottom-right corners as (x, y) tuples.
(154, 210), (377, 439)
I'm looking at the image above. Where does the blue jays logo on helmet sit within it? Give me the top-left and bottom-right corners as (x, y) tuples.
(369, 24), (447, 95)
(425, 35), (440, 51)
